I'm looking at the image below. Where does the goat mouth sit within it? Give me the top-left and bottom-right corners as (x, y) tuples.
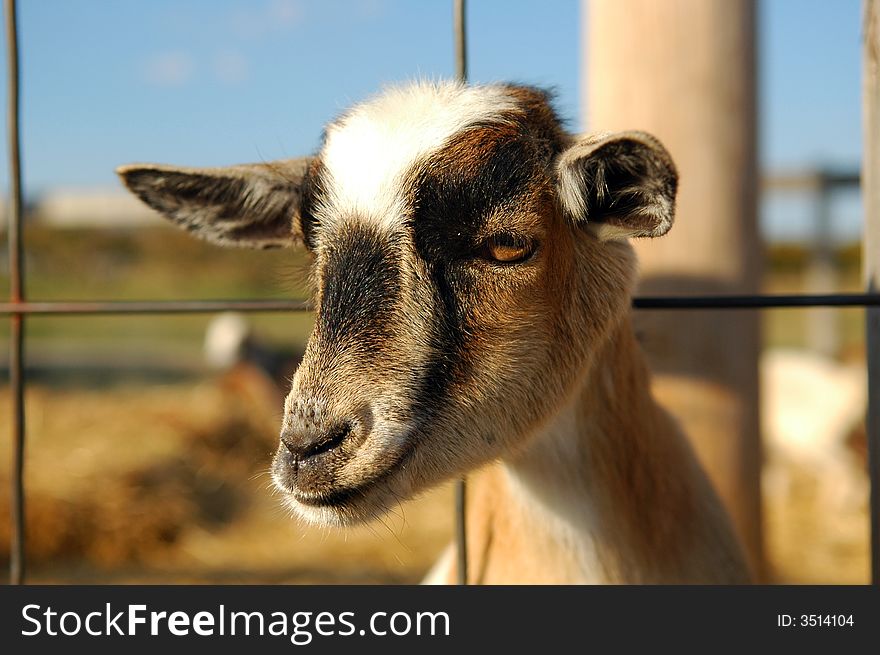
(283, 443), (416, 517)
(289, 483), (378, 508)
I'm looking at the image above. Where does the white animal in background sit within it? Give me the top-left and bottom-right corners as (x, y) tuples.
(204, 312), (253, 371)
(203, 312), (303, 398)
(761, 348), (868, 513)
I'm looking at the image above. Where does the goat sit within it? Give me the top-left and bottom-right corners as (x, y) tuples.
(118, 80), (750, 584)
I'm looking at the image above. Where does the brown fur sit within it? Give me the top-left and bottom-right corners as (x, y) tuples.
(455, 321), (749, 584)
(117, 81), (750, 584)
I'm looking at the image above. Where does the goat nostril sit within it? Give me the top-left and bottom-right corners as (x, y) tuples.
(303, 423), (352, 459)
(281, 423), (352, 462)
(282, 437), (299, 456)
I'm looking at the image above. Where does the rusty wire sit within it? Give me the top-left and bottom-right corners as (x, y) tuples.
(4, 0), (25, 586)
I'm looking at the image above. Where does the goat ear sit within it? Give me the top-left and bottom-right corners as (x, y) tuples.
(555, 131), (677, 241)
(116, 158), (311, 249)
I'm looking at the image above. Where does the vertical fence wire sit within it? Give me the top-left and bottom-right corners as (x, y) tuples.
(454, 0), (467, 82)
(453, 0), (468, 587)
(4, 0), (26, 585)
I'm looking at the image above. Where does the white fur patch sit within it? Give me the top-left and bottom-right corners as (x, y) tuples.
(317, 81), (519, 231)
(503, 400), (605, 583)
(588, 222), (641, 242)
(554, 131), (612, 225)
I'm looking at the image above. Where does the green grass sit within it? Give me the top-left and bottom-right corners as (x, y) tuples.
(1, 225), (316, 353)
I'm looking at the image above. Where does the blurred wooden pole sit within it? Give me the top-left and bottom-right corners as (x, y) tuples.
(805, 186), (838, 356)
(585, 0), (763, 577)
(863, 0), (880, 586)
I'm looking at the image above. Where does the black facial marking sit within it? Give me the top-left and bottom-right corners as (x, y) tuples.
(316, 224), (402, 351)
(410, 131), (537, 262)
(405, 128), (542, 413)
(410, 261), (470, 416)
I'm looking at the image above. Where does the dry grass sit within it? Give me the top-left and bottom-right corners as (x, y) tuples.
(763, 467), (870, 584)
(0, 369), (869, 584)
(0, 373), (452, 584)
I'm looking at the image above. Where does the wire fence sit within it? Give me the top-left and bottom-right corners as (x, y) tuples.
(4, 0), (879, 585)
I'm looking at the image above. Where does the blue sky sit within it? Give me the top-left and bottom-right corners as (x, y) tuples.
(0, 0), (866, 239)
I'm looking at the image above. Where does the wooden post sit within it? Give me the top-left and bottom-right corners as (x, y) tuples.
(863, 0), (880, 586)
(585, 0), (763, 576)
(805, 181), (839, 357)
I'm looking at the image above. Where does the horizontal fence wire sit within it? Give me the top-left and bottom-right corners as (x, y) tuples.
(633, 293), (880, 309)
(0, 300), (311, 315)
(2, 293), (880, 316)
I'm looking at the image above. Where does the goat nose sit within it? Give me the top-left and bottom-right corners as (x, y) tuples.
(280, 421), (352, 463)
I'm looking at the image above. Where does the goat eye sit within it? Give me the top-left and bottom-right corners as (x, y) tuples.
(483, 233), (534, 264)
